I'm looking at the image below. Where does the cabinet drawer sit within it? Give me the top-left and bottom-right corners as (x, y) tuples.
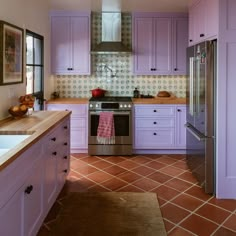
(71, 117), (86, 128)
(135, 105), (175, 117)
(135, 117), (175, 128)
(47, 104), (87, 117)
(135, 128), (175, 148)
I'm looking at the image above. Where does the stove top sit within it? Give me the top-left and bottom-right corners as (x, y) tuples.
(89, 96), (132, 102)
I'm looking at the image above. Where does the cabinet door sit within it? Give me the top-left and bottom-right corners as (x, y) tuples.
(193, 0), (206, 42)
(176, 106), (186, 148)
(172, 18), (188, 74)
(205, 0), (218, 39)
(51, 16), (71, 73)
(188, 6), (194, 45)
(0, 189), (23, 236)
(23, 158), (44, 236)
(154, 18), (172, 74)
(71, 16), (91, 74)
(133, 17), (154, 75)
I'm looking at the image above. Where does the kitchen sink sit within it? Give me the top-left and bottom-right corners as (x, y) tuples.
(0, 135), (31, 156)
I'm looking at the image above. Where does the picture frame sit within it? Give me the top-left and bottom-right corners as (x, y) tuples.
(0, 21), (24, 85)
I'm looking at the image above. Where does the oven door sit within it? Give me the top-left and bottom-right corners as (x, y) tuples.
(88, 110), (132, 145)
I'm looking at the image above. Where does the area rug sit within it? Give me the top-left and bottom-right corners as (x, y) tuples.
(43, 192), (166, 236)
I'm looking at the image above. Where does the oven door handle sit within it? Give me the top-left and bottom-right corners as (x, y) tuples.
(89, 111), (131, 115)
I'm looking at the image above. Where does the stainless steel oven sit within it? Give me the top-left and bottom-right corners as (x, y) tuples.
(88, 97), (132, 155)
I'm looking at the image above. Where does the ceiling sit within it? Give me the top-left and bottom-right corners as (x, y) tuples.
(50, 0), (193, 13)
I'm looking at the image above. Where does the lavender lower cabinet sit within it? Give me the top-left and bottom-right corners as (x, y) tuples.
(133, 104), (186, 152)
(0, 116), (70, 236)
(47, 103), (88, 153)
(176, 106), (186, 148)
(0, 142), (44, 236)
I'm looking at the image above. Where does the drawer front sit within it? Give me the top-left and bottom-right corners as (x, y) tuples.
(71, 117), (87, 128)
(135, 117), (175, 128)
(47, 104), (88, 117)
(135, 105), (175, 117)
(135, 128), (175, 148)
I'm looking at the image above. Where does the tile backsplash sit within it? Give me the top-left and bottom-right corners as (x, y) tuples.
(53, 13), (187, 98)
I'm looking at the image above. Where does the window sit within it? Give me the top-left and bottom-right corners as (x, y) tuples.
(26, 30), (44, 110)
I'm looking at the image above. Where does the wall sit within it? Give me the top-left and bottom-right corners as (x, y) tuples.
(0, 0), (51, 119)
(53, 13), (187, 98)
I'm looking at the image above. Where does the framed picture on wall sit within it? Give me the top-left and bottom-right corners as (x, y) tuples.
(0, 21), (24, 85)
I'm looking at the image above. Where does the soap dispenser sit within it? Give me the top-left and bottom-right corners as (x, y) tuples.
(133, 88), (140, 98)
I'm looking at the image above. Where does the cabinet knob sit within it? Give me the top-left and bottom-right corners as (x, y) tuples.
(64, 126), (68, 129)
(177, 109), (181, 112)
(64, 156), (68, 159)
(189, 39), (193, 42)
(52, 151), (57, 156)
(153, 110), (157, 112)
(200, 34), (205, 38)
(25, 185), (33, 194)
(153, 133), (157, 136)
(67, 68), (73, 71)
(64, 142), (68, 146)
(174, 68), (178, 71)
(153, 121), (157, 124)
(51, 137), (56, 142)
(63, 169), (68, 173)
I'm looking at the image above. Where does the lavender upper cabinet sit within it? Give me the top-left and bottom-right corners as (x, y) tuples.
(133, 13), (188, 75)
(51, 12), (91, 75)
(172, 18), (188, 75)
(188, 0), (218, 45)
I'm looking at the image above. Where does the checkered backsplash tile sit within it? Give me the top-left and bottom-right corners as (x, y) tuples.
(53, 13), (187, 98)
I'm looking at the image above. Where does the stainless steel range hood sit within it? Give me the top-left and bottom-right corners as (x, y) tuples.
(92, 0), (131, 54)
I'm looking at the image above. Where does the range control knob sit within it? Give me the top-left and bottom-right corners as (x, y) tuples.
(89, 104), (93, 108)
(95, 104), (99, 108)
(128, 104), (131, 108)
(124, 104), (127, 108)
(120, 104), (123, 108)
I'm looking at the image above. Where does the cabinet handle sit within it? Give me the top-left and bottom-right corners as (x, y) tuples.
(25, 185), (33, 194)
(189, 39), (193, 42)
(63, 169), (68, 173)
(153, 110), (157, 112)
(67, 68), (73, 71)
(177, 109), (181, 112)
(153, 121), (157, 124)
(64, 142), (68, 146)
(52, 151), (57, 156)
(64, 126), (68, 129)
(64, 156), (68, 159)
(150, 68), (153, 71)
(51, 137), (56, 142)
(200, 34), (205, 37)
(153, 133), (157, 136)
(174, 68), (178, 71)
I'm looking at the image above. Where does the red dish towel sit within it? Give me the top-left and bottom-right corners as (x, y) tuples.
(97, 112), (115, 144)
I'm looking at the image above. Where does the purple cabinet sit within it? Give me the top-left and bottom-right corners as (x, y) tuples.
(133, 13), (188, 75)
(188, 0), (218, 45)
(51, 11), (91, 75)
(134, 104), (186, 152)
(47, 103), (88, 153)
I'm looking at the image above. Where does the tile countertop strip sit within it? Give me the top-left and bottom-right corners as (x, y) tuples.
(132, 97), (186, 104)
(47, 97), (186, 104)
(0, 111), (71, 171)
(47, 98), (89, 104)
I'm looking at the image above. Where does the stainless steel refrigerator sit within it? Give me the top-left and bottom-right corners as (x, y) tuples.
(186, 40), (216, 194)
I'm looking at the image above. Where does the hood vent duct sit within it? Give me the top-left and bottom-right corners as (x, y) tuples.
(92, 0), (131, 54)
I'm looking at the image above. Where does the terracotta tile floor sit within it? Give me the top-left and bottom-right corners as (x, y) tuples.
(41, 154), (236, 236)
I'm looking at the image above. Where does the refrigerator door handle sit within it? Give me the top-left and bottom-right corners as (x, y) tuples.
(189, 57), (194, 116)
(185, 124), (206, 142)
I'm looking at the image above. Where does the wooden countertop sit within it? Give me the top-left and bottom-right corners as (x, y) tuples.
(47, 97), (186, 105)
(132, 97), (186, 104)
(0, 111), (71, 170)
(47, 98), (89, 104)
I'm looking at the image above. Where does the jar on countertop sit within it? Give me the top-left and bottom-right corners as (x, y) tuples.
(133, 88), (140, 98)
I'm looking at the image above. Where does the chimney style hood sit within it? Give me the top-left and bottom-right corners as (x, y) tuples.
(92, 0), (131, 54)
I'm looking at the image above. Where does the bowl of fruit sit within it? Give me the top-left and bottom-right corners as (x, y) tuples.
(8, 104), (28, 118)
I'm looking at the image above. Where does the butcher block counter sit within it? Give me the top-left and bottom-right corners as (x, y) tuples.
(47, 98), (89, 104)
(132, 97), (186, 104)
(0, 110), (71, 170)
(47, 97), (186, 105)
